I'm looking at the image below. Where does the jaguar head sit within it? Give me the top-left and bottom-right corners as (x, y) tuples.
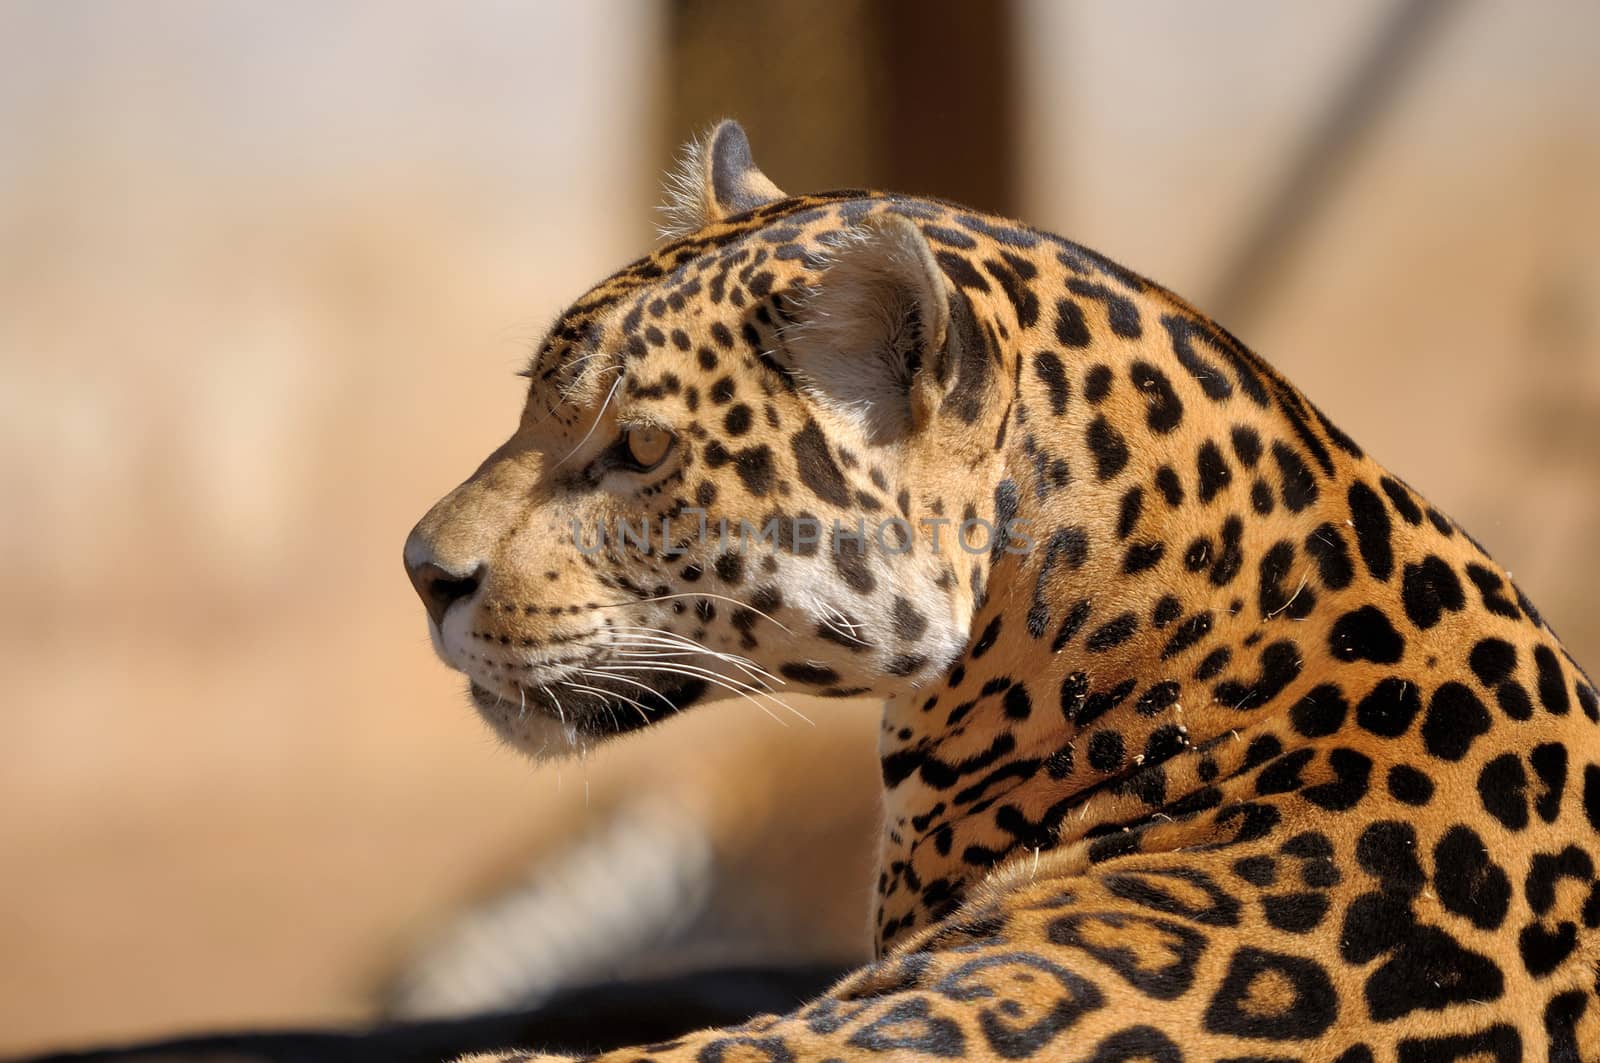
(404, 122), (1007, 759)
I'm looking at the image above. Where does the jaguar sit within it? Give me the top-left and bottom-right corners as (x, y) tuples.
(405, 121), (1600, 1061)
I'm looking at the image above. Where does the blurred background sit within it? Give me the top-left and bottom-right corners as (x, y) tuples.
(2, 0), (1597, 1054)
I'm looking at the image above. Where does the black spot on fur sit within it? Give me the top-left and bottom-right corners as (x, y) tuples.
(1086, 416), (1130, 481)
(1214, 640), (1302, 712)
(1520, 922), (1580, 979)
(1534, 645), (1571, 715)
(1067, 278), (1143, 338)
(1085, 613), (1138, 653)
(1478, 754), (1530, 831)
(1209, 516), (1245, 587)
(1544, 992), (1587, 1063)
(1154, 466), (1184, 506)
(1002, 683), (1033, 720)
(1160, 612), (1213, 660)
(886, 654), (926, 677)
(1271, 442), (1318, 512)
(1465, 563), (1521, 619)
(713, 551), (744, 585)
(1136, 681), (1181, 717)
(1196, 440), (1232, 503)
(1032, 351), (1069, 415)
(1401, 555), (1465, 630)
(780, 661), (840, 686)
(1469, 638), (1517, 686)
(1130, 360), (1183, 433)
(1256, 749), (1313, 795)
(1162, 314), (1233, 401)
(791, 419), (851, 507)
(1328, 606), (1405, 664)
(971, 616), (1002, 658)
(1355, 820), (1424, 891)
(1422, 681), (1492, 762)
(844, 996), (966, 1055)
(1304, 523), (1354, 590)
(1030, 529), (1090, 638)
(1301, 747), (1372, 811)
(1084, 364), (1113, 403)
(1396, 1027), (1520, 1063)
(1530, 743), (1568, 823)
(892, 596), (929, 642)
(1047, 912), (1200, 1006)
(1525, 845), (1592, 917)
(1057, 671), (1089, 722)
(1230, 426), (1262, 467)
(1122, 542), (1165, 575)
(1203, 946), (1337, 1040)
(1088, 730), (1125, 772)
(1054, 299), (1090, 347)
(982, 256), (1040, 328)
(1289, 684), (1347, 738)
(1116, 487), (1144, 539)
(1356, 677), (1422, 738)
(1264, 892), (1330, 934)
(831, 527), (875, 594)
(1258, 541), (1315, 620)
(1347, 481), (1394, 582)
(1380, 475), (1424, 525)
(1579, 682), (1600, 722)
(1249, 479), (1275, 515)
(920, 223), (976, 249)
(1388, 765), (1433, 805)
(1151, 596), (1181, 628)
(722, 403), (752, 436)
(1051, 599), (1092, 652)
(941, 291), (993, 424)
(935, 249), (991, 293)
(1434, 826), (1511, 930)
(729, 444), (774, 496)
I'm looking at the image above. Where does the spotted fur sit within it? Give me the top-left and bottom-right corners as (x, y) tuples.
(408, 122), (1600, 1061)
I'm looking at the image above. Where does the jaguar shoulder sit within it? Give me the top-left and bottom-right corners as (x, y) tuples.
(407, 121), (1600, 1061)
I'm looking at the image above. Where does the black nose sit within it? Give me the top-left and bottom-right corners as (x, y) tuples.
(407, 560), (485, 628)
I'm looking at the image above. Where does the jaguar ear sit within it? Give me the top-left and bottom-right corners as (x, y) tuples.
(786, 213), (958, 443)
(661, 120), (786, 237)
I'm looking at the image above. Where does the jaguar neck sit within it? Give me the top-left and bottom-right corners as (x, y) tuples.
(873, 293), (1362, 950)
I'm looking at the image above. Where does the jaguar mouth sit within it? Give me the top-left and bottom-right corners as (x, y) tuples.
(467, 669), (713, 750)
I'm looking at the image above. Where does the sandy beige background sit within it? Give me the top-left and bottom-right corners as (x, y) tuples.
(2, 2), (1596, 1054)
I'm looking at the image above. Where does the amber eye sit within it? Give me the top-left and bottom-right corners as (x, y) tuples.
(623, 426), (672, 471)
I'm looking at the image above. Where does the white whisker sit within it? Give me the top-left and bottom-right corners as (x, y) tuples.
(819, 602), (858, 627)
(596, 593), (795, 635)
(564, 677), (654, 727)
(593, 662), (793, 728)
(592, 660), (813, 727)
(555, 372), (624, 468)
(541, 684), (566, 724)
(603, 627), (785, 686)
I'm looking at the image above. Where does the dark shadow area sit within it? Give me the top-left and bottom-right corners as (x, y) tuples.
(12, 965), (848, 1063)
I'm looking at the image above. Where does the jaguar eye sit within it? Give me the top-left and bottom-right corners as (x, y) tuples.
(623, 426), (672, 470)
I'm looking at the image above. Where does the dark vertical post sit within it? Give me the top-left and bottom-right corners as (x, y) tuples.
(878, 0), (1018, 216)
(664, 0), (1018, 216)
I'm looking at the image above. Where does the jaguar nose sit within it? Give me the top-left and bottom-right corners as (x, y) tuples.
(404, 532), (486, 628)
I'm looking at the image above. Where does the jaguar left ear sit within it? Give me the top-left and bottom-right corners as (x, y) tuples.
(662, 120), (787, 235)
